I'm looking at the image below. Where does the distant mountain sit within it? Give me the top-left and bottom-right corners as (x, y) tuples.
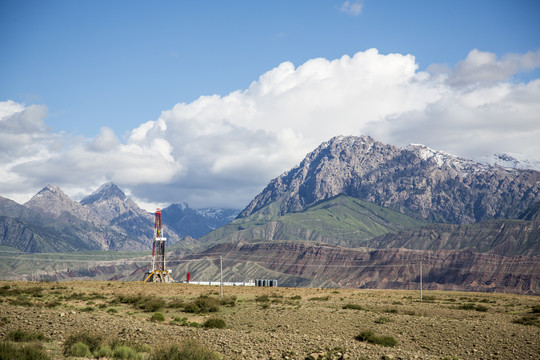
(2, 183), (239, 253)
(240, 135), (540, 224)
(200, 195), (424, 247)
(161, 203), (239, 239)
(79, 183), (182, 250)
(1, 193), (119, 252)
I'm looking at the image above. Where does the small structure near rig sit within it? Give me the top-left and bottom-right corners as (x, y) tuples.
(255, 279), (278, 287)
(143, 209), (174, 282)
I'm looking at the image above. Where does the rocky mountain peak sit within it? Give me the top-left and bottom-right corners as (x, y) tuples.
(24, 184), (87, 219)
(239, 135), (540, 223)
(80, 183), (126, 205)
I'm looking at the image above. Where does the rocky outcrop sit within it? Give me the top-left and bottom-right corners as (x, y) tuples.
(239, 136), (540, 224)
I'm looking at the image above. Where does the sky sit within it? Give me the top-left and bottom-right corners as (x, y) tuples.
(1, 0), (540, 211)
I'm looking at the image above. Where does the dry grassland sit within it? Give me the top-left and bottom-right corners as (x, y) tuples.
(0, 280), (538, 359)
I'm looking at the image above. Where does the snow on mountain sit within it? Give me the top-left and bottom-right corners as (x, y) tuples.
(476, 153), (540, 172)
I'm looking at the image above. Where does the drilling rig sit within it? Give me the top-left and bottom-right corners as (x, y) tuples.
(143, 209), (174, 282)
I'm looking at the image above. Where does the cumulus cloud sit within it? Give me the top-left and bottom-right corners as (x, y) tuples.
(1, 47), (540, 209)
(340, 1), (363, 16)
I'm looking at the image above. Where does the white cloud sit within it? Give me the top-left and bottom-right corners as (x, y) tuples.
(340, 1), (363, 16)
(448, 49), (540, 87)
(1, 48), (539, 209)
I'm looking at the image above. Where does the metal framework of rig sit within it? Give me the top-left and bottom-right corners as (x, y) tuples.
(143, 209), (174, 282)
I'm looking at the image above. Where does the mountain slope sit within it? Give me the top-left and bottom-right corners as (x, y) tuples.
(366, 219), (540, 257)
(240, 135), (540, 224)
(1, 195), (114, 252)
(200, 195), (424, 247)
(166, 241), (539, 294)
(80, 183), (181, 250)
(161, 203), (239, 239)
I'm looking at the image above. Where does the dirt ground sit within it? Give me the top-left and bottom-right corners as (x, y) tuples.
(0, 280), (538, 359)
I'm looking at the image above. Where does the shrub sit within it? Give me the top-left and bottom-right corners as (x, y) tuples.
(355, 330), (397, 347)
(531, 305), (540, 314)
(139, 297), (166, 312)
(81, 306), (95, 312)
(458, 303), (476, 310)
(255, 295), (269, 302)
(203, 318), (226, 329)
(374, 317), (393, 324)
(342, 304), (365, 310)
(150, 341), (221, 360)
(108, 308), (118, 313)
(384, 308), (398, 314)
(95, 345), (113, 358)
(150, 312), (165, 322)
(63, 331), (102, 355)
(113, 344), (143, 360)
(184, 296), (220, 314)
(0, 341), (51, 360)
(7, 329), (48, 342)
(68, 342), (92, 357)
(309, 296), (329, 301)
(512, 314), (540, 327)
(220, 295), (237, 307)
(290, 295), (302, 300)
(475, 305), (489, 312)
(116, 294), (143, 305)
(167, 298), (185, 308)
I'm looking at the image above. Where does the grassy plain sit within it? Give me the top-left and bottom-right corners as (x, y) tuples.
(0, 280), (538, 359)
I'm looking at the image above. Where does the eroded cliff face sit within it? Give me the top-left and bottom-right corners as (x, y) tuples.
(240, 136), (540, 223)
(188, 242), (539, 295)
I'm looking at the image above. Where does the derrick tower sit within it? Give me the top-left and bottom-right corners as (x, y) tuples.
(143, 209), (174, 282)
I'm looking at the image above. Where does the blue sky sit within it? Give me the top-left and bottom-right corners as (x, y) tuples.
(1, 1), (540, 209)
(2, 0), (539, 137)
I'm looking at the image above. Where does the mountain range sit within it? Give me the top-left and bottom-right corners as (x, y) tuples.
(1, 135), (539, 294)
(0, 183), (239, 253)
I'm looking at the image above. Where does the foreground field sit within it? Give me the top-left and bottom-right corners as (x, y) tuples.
(0, 281), (538, 359)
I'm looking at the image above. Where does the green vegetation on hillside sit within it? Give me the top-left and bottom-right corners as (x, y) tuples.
(201, 195), (425, 247)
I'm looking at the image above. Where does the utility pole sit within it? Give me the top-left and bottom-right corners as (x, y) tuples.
(220, 256), (223, 299)
(420, 261), (423, 302)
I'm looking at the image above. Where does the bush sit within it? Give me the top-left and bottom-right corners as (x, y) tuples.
(342, 304), (365, 310)
(7, 329), (48, 342)
(290, 295), (302, 300)
(150, 312), (165, 322)
(63, 331), (102, 355)
(150, 341), (221, 360)
(458, 303), (476, 310)
(68, 342), (92, 357)
(220, 295), (237, 307)
(116, 294), (143, 305)
(139, 297), (166, 312)
(531, 305), (540, 314)
(374, 317), (393, 324)
(309, 296), (329, 301)
(255, 295), (269, 302)
(113, 344), (143, 360)
(95, 345), (113, 358)
(512, 314), (540, 327)
(184, 296), (220, 314)
(0, 341), (50, 360)
(167, 298), (185, 308)
(203, 318), (226, 329)
(355, 330), (397, 347)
